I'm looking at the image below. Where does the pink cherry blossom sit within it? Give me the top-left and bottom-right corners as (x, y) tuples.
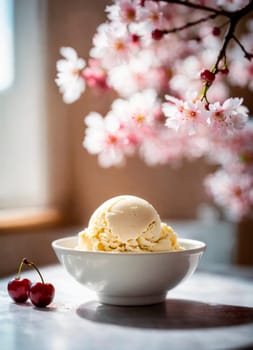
(83, 112), (136, 167)
(228, 123), (253, 170)
(90, 22), (135, 69)
(163, 95), (209, 134)
(108, 51), (169, 97)
(82, 59), (109, 90)
(83, 90), (163, 167)
(208, 98), (248, 136)
(140, 129), (209, 166)
(205, 169), (253, 221)
(106, 0), (138, 24)
(208, 121), (253, 170)
(229, 60), (253, 91)
(137, 1), (173, 31)
(110, 89), (162, 126)
(216, 0), (249, 11)
(56, 0), (253, 220)
(55, 47), (86, 103)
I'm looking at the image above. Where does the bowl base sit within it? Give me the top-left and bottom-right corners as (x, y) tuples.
(97, 293), (166, 306)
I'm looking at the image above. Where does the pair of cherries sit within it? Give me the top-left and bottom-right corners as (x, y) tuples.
(7, 258), (55, 308)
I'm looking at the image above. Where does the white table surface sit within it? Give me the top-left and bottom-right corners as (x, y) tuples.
(1, 264), (253, 350)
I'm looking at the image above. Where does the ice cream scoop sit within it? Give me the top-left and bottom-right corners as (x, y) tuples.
(77, 195), (182, 252)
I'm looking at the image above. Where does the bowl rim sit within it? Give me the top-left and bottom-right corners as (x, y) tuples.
(52, 236), (206, 256)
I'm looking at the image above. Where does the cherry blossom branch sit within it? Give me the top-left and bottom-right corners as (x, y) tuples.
(161, 0), (226, 14)
(199, 0), (253, 102)
(213, 1), (253, 69)
(232, 35), (253, 60)
(158, 1), (253, 103)
(163, 13), (218, 35)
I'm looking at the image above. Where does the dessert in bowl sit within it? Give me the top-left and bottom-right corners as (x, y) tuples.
(52, 195), (206, 305)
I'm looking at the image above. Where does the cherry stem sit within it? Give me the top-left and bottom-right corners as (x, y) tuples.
(16, 258), (26, 279)
(23, 258), (45, 284)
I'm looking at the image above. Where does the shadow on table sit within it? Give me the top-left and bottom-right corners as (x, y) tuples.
(76, 298), (253, 329)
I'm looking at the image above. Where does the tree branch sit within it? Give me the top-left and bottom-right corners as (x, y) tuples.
(199, 0), (253, 102)
(163, 13), (218, 34)
(161, 0), (228, 15)
(233, 35), (253, 61)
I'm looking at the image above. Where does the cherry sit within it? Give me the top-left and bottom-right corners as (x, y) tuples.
(7, 257), (55, 308)
(8, 278), (31, 303)
(23, 258), (55, 308)
(30, 282), (55, 308)
(200, 69), (215, 83)
(7, 258), (31, 303)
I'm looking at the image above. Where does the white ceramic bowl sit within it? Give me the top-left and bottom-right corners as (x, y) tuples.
(52, 236), (206, 306)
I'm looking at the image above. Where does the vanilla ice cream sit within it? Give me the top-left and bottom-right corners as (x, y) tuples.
(77, 195), (182, 252)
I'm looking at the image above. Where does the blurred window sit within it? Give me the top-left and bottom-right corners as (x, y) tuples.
(0, 0), (49, 210)
(0, 0), (14, 91)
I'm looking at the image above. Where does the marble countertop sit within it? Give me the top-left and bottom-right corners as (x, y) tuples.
(1, 264), (253, 350)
